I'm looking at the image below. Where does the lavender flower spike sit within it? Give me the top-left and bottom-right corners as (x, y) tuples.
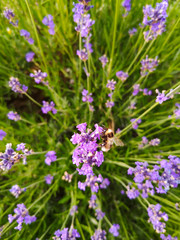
(155, 89), (169, 104)
(30, 70), (48, 85)
(9, 185), (26, 198)
(25, 52), (35, 62)
(109, 224), (120, 237)
(45, 151), (57, 165)
(45, 174), (54, 184)
(8, 204), (36, 231)
(91, 229), (106, 240)
(9, 77), (28, 93)
(116, 71), (129, 82)
(20, 29), (34, 44)
(42, 15), (55, 35)
(41, 101), (57, 114)
(99, 55), (108, 68)
(7, 111), (21, 121)
(0, 130), (6, 140)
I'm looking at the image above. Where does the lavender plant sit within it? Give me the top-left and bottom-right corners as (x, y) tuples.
(0, 0), (180, 239)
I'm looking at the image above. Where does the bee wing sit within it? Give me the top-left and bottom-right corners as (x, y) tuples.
(113, 137), (124, 146)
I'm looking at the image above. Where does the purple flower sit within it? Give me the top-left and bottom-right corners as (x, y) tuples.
(116, 71), (129, 82)
(174, 103), (180, 119)
(106, 79), (116, 91)
(71, 123), (104, 174)
(130, 118), (142, 129)
(9, 185), (26, 198)
(105, 100), (115, 108)
(3, 8), (18, 26)
(8, 204), (36, 231)
(73, 3), (95, 38)
(143, 1), (168, 41)
(120, 190), (125, 195)
(20, 29), (34, 44)
(9, 77), (28, 93)
(70, 205), (78, 216)
(53, 227), (80, 239)
(155, 89), (169, 104)
(45, 151), (57, 165)
(99, 55), (108, 68)
(109, 224), (120, 237)
(16, 143), (26, 151)
(77, 49), (88, 61)
(25, 52), (35, 62)
(126, 186), (140, 199)
(45, 174), (53, 184)
(62, 171), (73, 182)
(141, 55), (159, 76)
(160, 234), (178, 240)
(30, 70), (48, 85)
(16, 143), (32, 165)
(91, 229), (106, 240)
(82, 89), (93, 103)
(0, 130), (6, 140)
(128, 28), (137, 36)
(83, 67), (90, 77)
(88, 194), (97, 208)
(7, 111), (21, 121)
(132, 84), (140, 96)
(122, 0), (131, 12)
(95, 209), (105, 220)
(147, 204), (168, 233)
(78, 174), (107, 192)
(41, 101), (57, 114)
(42, 15), (55, 35)
(149, 138), (160, 146)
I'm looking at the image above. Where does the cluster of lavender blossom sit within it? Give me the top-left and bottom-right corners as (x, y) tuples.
(0, 130), (6, 141)
(130, 118), (142, 130)
(140, 56), (159, 77)
(3, 8), (18, 26)
(30, 70), (48, 85)
(9, 77), (28, 94)
(9, 185), (26, 198)
(0, 143), (32, 171)
(105, 79), (116, 108)
(138, 136), (160, 149)
(122, 0), (131, 17)
(142, 0), (168, 41)
(82, 89), (94, 111)
(73, 0), (94, 61)
(8, 204), (36, 231)
(70, 123), (120, 237)
(132, 84), (152, 96)
(127, 155), (180, 199)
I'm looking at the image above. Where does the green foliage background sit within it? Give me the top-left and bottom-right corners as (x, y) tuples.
(0, 0), (180, 239)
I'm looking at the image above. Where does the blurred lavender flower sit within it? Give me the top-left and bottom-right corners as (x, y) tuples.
(7, 111), (21, 121)
(147, 204), (168, 233)
(99, 55), (108, 68)
(9, 77), (28, 93)
(78, 174), (109, 192)
(71, 123), (104, 175)
(84, 35), (93, 53)
(141, 56), (159, 76)
(16, 143), (32, 165)
(70, 205), (78, 216)
(130, 118), (142, 129)
(122, 0), (131, 13)
(141, 88), (152, 96)
(3, 8), (18, 26)
(30, 70), (48, 85)
(106, 79), (116, 91)
(62, 171), (73, 182)
(149, 138), (160, 146)
(9, 185), (26, 198)
(88, 194), (97, 208)
(45, 151), (57, 165)
(132, 84), (140, 96)
(95, 209), (105, 220)
(41, 101), (57, 114)
(25, 52), (35, 62)
(52, 228), (80, 240)
(109, 224), (120, 237)
(128, 28), (137, 37)
(73, 2), (95, 38)
(20, 29), (34, 44)
(120, 190), (125, 195)
(143, 1), (168, 41)
(0, 130), (6, 140)
(82, 89), (93, 103)
(91, 229), (106, 240)
(160, 234), (178, 240)
(126, 185), (140, 199)
(77, 49), (88, 61)
(45, 174), (54, 184)
(8, 203), (36, 231)
(127, 156), (180, 198)
(116, 71), (129, 82)
(106, 100), (115, 108)
(128, 102), (136, 110)
(83, 67), (90, 77)
(174, 103), (180, 119)
(155, 89), (169, 104)
(42, 15), (55, 35)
